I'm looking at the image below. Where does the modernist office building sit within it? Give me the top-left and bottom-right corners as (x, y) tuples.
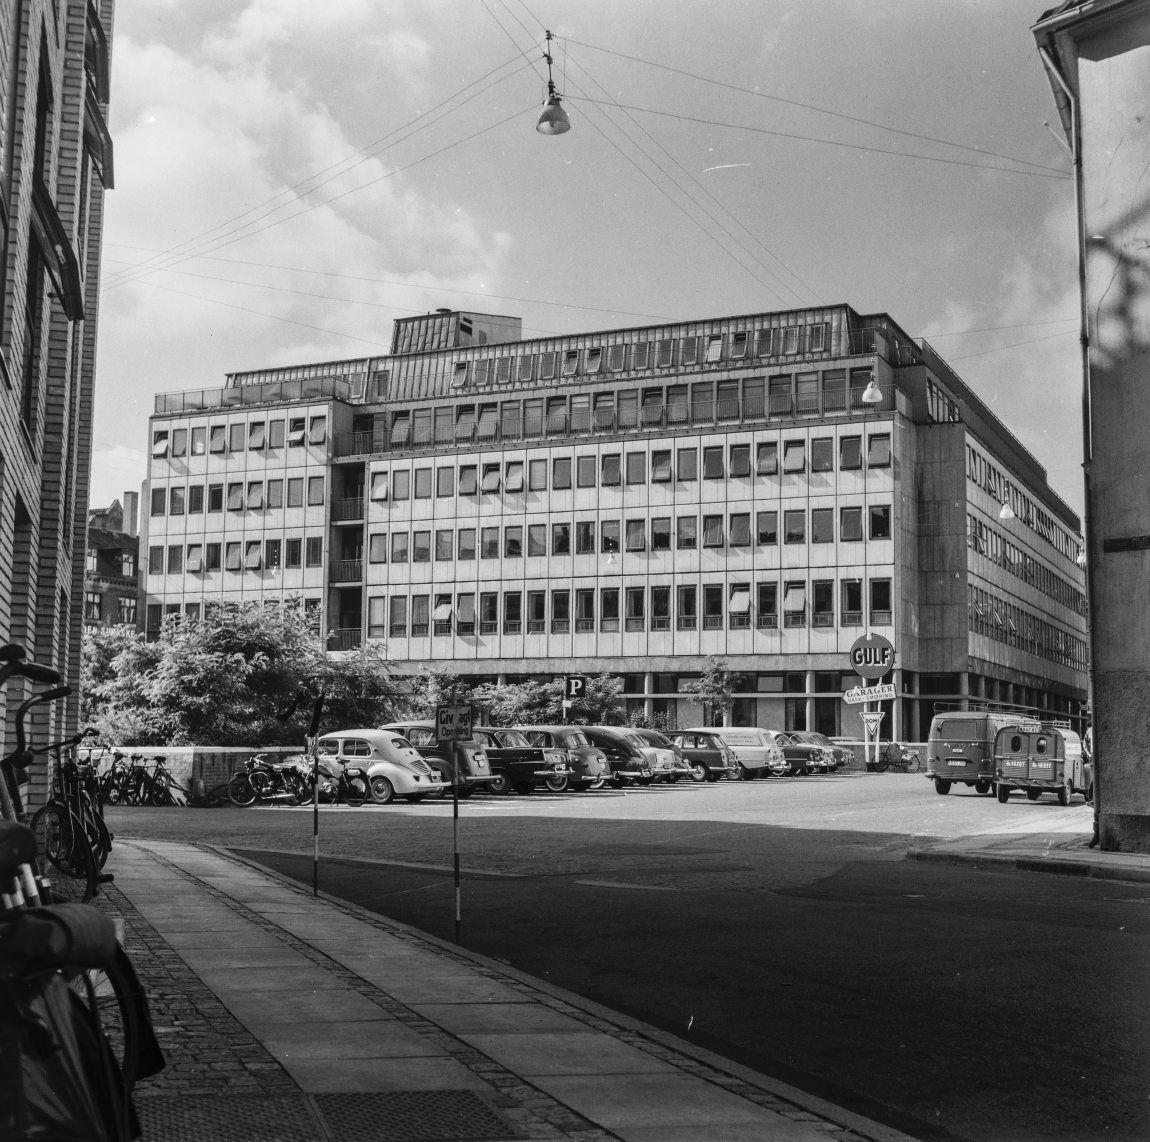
(0, 2), (115, 747)
(142, 303), (1088, 740)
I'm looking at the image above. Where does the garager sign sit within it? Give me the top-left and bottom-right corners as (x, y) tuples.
(848, 633), (895, 680)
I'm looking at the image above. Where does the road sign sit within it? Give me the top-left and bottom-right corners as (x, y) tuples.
(860, 710), (886, 737)
(848, 633), (896, 680)
(564, 675), (586, 700)
(843, 683), (896, 705)
(436, 704), (472, 743)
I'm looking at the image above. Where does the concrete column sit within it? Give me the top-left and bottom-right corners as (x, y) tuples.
(959, 671), (970, 712)
(891, 668), (903, 741)
(909, 671), (921, 742)
(644, 671), (654, 721)
(805, 669), (816, 732)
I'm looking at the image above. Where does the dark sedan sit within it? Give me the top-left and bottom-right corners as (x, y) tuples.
(666, 730), (739, 782)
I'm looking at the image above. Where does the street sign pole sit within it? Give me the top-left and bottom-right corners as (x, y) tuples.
(436, 704), (471, 945)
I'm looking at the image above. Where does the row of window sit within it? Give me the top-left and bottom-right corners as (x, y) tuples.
(152, 415), (327, 459)
(965, 443), (1079, 561)
(147, 537), (325, 575)
(150, 476), (325, 517)
(367, 506), (893, 564)
(455, 322), (845, 391)
(86, 549), (136, 577)
(144, 597), (323, 636)
(967, 584), (1088, 671)
(83, 593), (136, 624)
(371, 434), (893, 504)
(369, 578), (895, 639)
(967, 514), (1087, 616)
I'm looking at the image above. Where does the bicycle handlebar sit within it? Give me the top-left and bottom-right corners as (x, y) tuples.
(8, 685), (72, 762)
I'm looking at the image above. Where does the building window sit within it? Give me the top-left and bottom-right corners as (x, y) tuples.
(562, 349), (580, 376)
(167, 545), (183, 574)
(265, 540), (281, 570)
(287, 417), (306, 447)
(677, 516), (697, 549)
(625, 587), (645, 631)
(209, 425), (226, 453)
(528, 524), (547, 557)
(840, 507), (863, 542)
(307, 476), (325, 506)
(368, 533), (388, 564)
(206, 484), (222, 512)
(784, 510), (806, 543)
(756, 582), (778, 628)
(389, 597), (408, 638)
(677, 585), (697, 630)
(729, 585), (751, 628)
(226, 483), (244, 511)
(414, 467), (432, 498)
(411, 596), (429, 636)
(586, 347), (602, 374)
(504, 461), (524, 493)
(841, 579), (862, 626)
(607, 344), (626, 372)
(505, 526), (523, 558)
(651, 517), (671, 551)
(191, 426), (206, 455)
(503, 591), (522, 634)
(527, 591), (546, 633)
(436, 466), (454, 497)
(553, 457), (572, 489)
(435, 529), (453, 561)
(731, 330), (749, 360)
(368, 597), (387, 639)
(285, 539), (302, 568)
(701, 514), (723, 548)
(481, 527), (499, 559)
(248, 422), (266, 450)
(225, 542), (242, 571)
(870, 504), (891, 539)
(244, 541), (262, 570)
(783, 440), (805, 473)
(703, 446), (725, 480)
(246, 482), (263, 510)
(458, 528), (476, 560)
(812, 580), (834, 627)
(391, 534), (409, 563)
(287, 478), (304, 508)
(575, 588), (595, 632)
(650, 450), (672, 482)
(84, 592), (102, 621)
(576, 521), (595, 554)
(150, 487), (166, 517)
(186, 544), (204, 572)
(392, 470), (410, 500)
(811, 508), (834, 543)
(527, 458), (548, 491)
(551, 590), (570, 633)
(552, 522), (571, 554)
(147, 546), (162, 575)
(870, 579), (892, 625)
(624, 452), (645, 485)
(840, 435), (862, 470)
(729, 444), (751, 477)
(703, 585), (724, 629)
(480, 592), (498, 634)
(726, 513), (750, 547)
(305, 537), (323, 567)
(433, 595), (454, 636)
(601, 453), (621, 486)
(413, 531), (431, 563)
(269, 420), (285, 448)
(266, 480), (282, 509)
(600, 588), (620, 632)
(626, 519), (645, 551)
(206, 543), (222, 572)
(868, 434), (891, 468)
(677, 448), (697, 482)
(705, 334), (723, 363)
(601, 520), (621, 553)
(457, 464), (477, 496)
(118, 598), (136, 625)
(575, 455), (597, 488)
(121, 552), (136, 577)
(456, 593), (476, 635)
(811, 438), (834, 472)
(227, 423), (244, 452)
(151, 430), (169, 459)
(783, 582), (806, 627)
(756, 441), (778, 476)
(756, 511), (778, 545)
(170, 428), (187, 457)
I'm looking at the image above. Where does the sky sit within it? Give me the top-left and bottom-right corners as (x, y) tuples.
(93, 0), (1084, 518)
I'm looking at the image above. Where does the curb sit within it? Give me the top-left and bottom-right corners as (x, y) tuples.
(198, 843), (923, 1142)
(906, 845), (1150, 884)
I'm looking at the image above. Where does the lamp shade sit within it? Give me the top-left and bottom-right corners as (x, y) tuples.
(536, 94), (570, 135)
(998, 502), (1016, 521)
(861, 380), (883, 405)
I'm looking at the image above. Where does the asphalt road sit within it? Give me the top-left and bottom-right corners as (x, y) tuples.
(109, 773), (1148, 1141)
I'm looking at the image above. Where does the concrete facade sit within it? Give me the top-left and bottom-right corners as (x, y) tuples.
(0, 1), (114, 781)
(143, 304), (1088, 741)
(1035, 0), (1150, 850)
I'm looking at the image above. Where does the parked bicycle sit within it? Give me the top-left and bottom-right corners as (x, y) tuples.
(871, 741), (922, 773)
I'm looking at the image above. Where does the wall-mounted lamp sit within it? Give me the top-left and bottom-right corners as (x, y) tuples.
(861, 379), (883, 406)
(536, 31), (570, 136)
(998, 501), (1016, 522)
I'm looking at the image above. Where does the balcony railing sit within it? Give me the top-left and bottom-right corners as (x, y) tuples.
(156, 375), (351, 415)
(327, 627), (362, 651)
(330, 559), (363, 583)
(331, 497), (364, 522)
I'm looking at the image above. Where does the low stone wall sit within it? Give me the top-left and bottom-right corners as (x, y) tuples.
(90, 745), (304, 795)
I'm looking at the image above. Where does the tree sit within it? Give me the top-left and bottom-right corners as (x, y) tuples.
(80, 624), (166, 744)
(679, 657), (735, 726)
(470, 679), (553, 726)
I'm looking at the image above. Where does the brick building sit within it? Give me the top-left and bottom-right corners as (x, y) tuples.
(0, 1), (114, 750)
(84, 493), (139, 629)
(142, 303), (1088, 740)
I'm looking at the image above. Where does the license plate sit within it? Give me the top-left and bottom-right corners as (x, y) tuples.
(947, 760), (967, 767)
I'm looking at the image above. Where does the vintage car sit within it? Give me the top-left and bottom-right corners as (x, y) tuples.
(316, 730), (449, 805)
(789, 731), (853, 772)
(377, 721), (494, 797)
(628, 728), (693, 783)
(708, 728), (788, 779)
(580, 727), (655, 787)
(471, 726), (571, 794)
(515, 726), (611, 791)
(772, 731), (836, 775)
(666, 730), (740, 782)
(993, 725), (1089, 805)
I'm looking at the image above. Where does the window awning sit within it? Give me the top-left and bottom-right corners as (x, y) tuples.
(729, 588), (751, 613)
(185, 555), (203, 573)
(151, 437), (169, 457)
(244, 549), (262, 570)
(433, 602), (454, 621)
(287, 428), (306, 446)
(481, 470), (501, 493)
(370, 472), (389, 500)
(783, 586), (806, 612)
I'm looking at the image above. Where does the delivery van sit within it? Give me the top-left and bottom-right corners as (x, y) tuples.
(925, 711), (1041, 796)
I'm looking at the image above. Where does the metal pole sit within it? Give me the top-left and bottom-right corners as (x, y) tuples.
(307, 696), (325, 897)
(452, 744), (461, 944)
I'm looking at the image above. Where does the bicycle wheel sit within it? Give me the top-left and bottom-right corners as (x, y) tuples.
(70, 952), (144, 1088)
(83, 806), (113, 870)
(31, 805), (98, 904)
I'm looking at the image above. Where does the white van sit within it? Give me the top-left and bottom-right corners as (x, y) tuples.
(707, 728), (788, 780)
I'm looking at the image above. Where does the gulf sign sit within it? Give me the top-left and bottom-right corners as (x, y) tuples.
(848, 634), (896, 680)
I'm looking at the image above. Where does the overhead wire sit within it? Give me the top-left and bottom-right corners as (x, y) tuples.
(565, 37), (1069, 176)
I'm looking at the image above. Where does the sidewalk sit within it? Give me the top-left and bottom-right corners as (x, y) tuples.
(102, 840), (914, 1142)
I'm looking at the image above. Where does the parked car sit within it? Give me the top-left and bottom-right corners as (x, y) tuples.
(772, 731), (835, 775)
(626, 728), (691, 783)
(789, 731), (852, 772)
(316, 730), (449, 805)
(471, 726), (570, 794)
(377, 721), (494, 797)
(580, 727), (654, 787)
(515, 726), (611, 791)
(667, 730), (739, 782)
(707, 728), (788, 779)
